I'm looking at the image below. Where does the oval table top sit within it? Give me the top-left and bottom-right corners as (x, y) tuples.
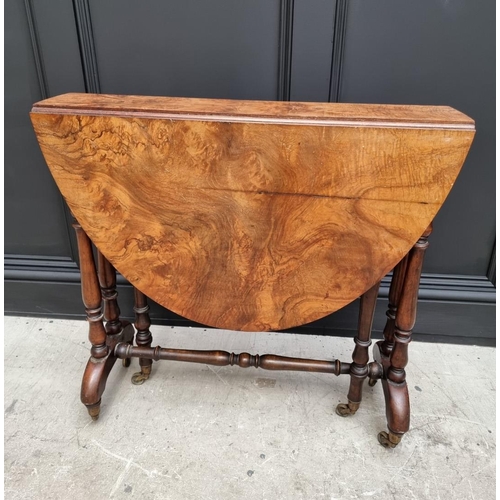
(31, 93), (474, 331)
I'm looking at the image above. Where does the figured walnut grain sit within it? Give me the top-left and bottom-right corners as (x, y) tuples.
(30, 94), (474, 331)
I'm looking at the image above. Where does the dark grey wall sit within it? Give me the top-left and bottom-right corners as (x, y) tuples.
(5, 0), (70, 257)
(340, 0), (496, 276)
(91, 0), (280, 100)
(5, 0), (495, 345)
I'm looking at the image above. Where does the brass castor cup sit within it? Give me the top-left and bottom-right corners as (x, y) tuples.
(335, 401), (360, 417)
(131, 364), (152, 385)
(86, 400), (101, 421)
(378, 430), (402, 448)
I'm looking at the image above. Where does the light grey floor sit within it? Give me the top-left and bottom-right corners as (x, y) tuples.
(4, 317), (496, 500)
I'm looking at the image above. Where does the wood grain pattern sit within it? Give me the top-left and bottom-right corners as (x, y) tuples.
(30, 94), (474, 331)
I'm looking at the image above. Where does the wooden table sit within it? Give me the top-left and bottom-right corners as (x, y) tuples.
(31, 93), (474, 448)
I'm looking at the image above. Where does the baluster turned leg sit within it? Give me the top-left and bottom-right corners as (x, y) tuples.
(378, 225), (432, 448)
(381, 255), (409, 356)
(97, 251), (132, 367)
(369, 254), (409, 387)
(73, 221), (109, 420)
(131, 289), (153, 385)
(336, 281), (381, 417)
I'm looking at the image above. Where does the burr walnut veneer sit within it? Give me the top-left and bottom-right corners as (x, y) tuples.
(31, 93), (474, 447)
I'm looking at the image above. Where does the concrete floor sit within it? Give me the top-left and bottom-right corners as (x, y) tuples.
(4, 317), (496, 500)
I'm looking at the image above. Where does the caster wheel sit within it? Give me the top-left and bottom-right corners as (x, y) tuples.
(131, 365), (152, 385)
(378, 431), (402, 448)
(335, 402), (359, 417)
(86, 400), (101, 421)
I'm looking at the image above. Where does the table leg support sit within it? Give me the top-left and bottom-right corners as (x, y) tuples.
(378, 225), (432, 448)
(370, 254), (409, 388)
(73, 220), (109, 420)
(131, 289), (153, 385)
(74, 220), (134, 420)
(97, 251), (134, 367)
(336, 281), (380, 417)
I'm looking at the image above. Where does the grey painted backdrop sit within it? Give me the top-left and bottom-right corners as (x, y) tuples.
(5, 0), (495, 344)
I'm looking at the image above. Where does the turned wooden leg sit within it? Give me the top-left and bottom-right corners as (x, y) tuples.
(97, 251), (133, 367)
(73, 221), (109, 420)
(370, 254), (409, 387)
(381, 255), (409, 357)
(74, 221), (134, 420)
(336, 281), (380, 417)
(378, 225), (432, 448)
(131, 289), (153, 385)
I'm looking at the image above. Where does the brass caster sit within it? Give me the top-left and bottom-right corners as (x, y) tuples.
(86, 400), (101, 421)
(335, 401), (360, 417)
(378, 431), (402, 448)
(368, 378), (377, 387)
(131, 365), (152, 385)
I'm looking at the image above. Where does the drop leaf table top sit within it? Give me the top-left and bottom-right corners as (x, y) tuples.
(31, 93), (474, 331)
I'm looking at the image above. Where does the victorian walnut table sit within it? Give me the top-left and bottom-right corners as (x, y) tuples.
(30, 94), (474, 448)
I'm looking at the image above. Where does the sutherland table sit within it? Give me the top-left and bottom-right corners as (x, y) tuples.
(30, 93), (475, 448)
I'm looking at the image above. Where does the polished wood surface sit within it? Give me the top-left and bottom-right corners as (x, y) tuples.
(114, 342), (352, 375)
(336, 280), (381, 417)
(31, 93), (474, 331)
(32, 92), (474, 128)
(73, 219), (134, 420)
(373, 226), (432, 448)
